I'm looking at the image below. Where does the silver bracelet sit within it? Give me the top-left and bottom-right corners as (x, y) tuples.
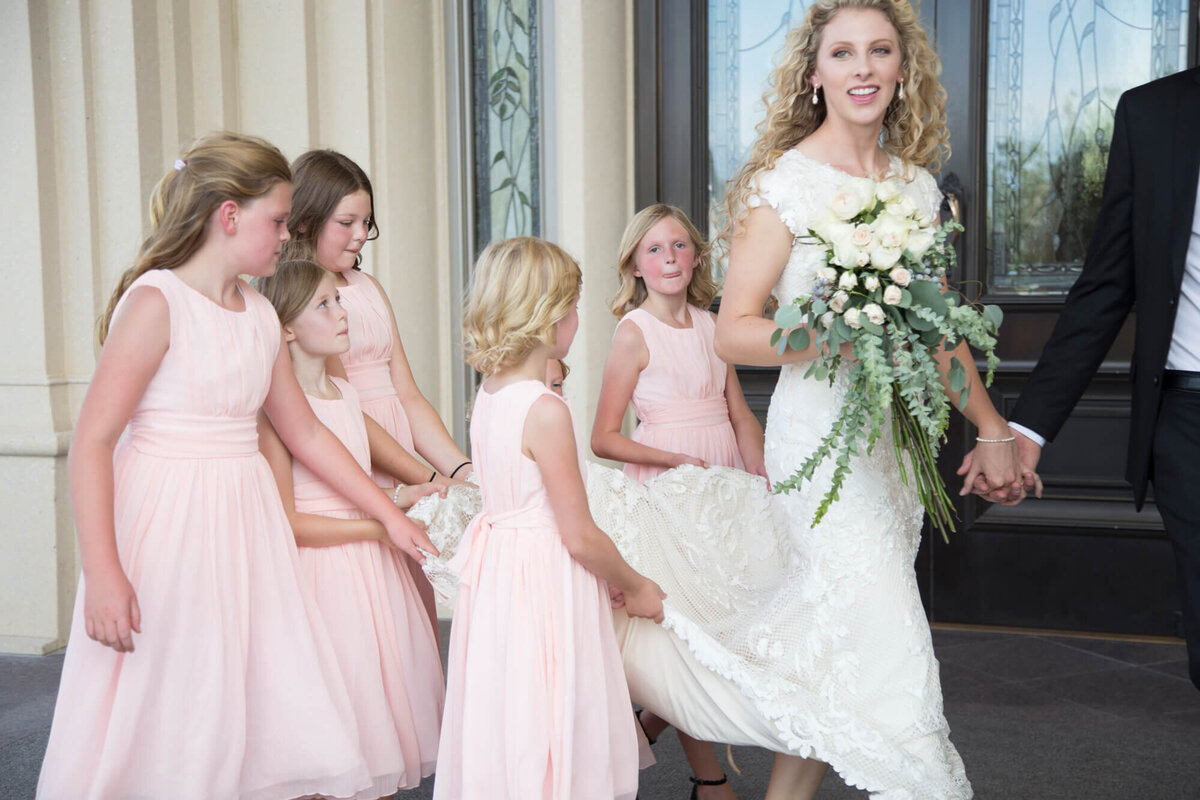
(976, 436), (1016, 443)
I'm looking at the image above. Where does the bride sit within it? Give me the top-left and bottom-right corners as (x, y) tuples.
(627, 1), (1021, 797)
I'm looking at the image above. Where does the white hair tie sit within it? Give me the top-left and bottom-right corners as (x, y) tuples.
(174, 159), (186, 171)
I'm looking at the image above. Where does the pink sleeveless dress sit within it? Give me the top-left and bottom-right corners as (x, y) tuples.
(338, 268), (415, 488)
(293, 377), (445, 795)
(37, 270), (371, 800)
(620, 305), (744, 483)
(434, 380), (639, 800)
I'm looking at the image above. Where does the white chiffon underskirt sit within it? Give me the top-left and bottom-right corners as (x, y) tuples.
(411, 463), (971, 800)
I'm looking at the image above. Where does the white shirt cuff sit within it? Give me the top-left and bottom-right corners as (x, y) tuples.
(1007, 421), (1046, 447)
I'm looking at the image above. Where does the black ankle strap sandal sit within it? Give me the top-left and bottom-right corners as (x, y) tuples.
(688, 773), (728, 800)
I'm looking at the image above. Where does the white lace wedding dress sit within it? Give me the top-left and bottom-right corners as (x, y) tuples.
(413, 150), (970, 800)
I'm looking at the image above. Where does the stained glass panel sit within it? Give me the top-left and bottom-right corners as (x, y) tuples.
(472, 0), (540, 250)
(708, 0), (813, 276)
(987, 0), (1191, 294)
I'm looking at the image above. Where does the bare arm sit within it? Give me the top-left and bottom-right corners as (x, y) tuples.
(724, 362), (766, 478)
(366, 274), (471, 473)
(261, 344), (437, 561)
(69, 286), (170, 652)
(715, 207), (851, 366)
(527, 395), (665, 622)
(257, 411), (392, 547)
(590, 319), (705, 469)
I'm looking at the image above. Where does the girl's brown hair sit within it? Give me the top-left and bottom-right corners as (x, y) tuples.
(720, 0), (948, 245)
(98, 132), (291, 342)
(610, 204), (719, 317)
(253, 259), (329, 327)
(281, 149), (378, 265)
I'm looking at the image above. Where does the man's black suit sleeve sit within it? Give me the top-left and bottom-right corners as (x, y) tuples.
(1008, 93), (1137, 442)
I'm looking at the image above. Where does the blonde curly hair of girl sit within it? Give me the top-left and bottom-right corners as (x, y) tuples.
(463, 237), (582, 375)
(610, 204), (719, 317)
(720, 0), (948, 245)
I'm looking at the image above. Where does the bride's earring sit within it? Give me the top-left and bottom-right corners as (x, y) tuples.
(812, 86), (820, 105)
(898, 80), (905, 101)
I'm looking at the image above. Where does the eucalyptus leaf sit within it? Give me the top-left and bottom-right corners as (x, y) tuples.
(982, 304), (1004, 331)
(770, 329), (782, 347)
(774, 304), (804, 329)
(948, 358), (966, 393)
(788, 327), (811, 352)
(905, 308), (935, 331)
(907, 279), (948, 315)
(860, 319), (884, 336)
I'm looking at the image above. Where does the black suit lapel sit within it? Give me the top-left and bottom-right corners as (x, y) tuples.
(1170, 70), (1200, 290)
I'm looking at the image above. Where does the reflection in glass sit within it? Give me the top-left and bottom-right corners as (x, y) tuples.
(472, 0), (540, 251)
(708, 1), (812, 276)
(987, 0), (1190, 295)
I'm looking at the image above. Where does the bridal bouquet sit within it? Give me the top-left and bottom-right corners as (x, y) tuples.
(770, 177), (1002, 540)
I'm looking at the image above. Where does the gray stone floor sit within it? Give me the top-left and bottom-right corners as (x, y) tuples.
(3, 626), (1198, 799)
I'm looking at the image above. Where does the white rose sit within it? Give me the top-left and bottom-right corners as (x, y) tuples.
(875, 178), (904, 203)
(831, 230), (861, 268)
(811, 209), (849, 243)
(820, 310), (835, 329)
(885, 194), (918, 219)
(889, 266), (913, 287)
(856, 249), (871, 268)
(829, 291), (849, 313)
(863, 274), (880, 291)
(816, 266), (838, 283)
(904, 229), (936, 260)
(830, 178), (876, 220)
(843, 307), (863, 329)
(873, 214), (912, 250)
(851, 223), (874, 249)
(838, 271), (858, 290)
(883, 285), (904, 305)
(863, 303), (885, 325)
(870, 246), (903, 270)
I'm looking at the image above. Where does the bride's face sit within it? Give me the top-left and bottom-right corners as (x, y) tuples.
(810, 8), (903, 129)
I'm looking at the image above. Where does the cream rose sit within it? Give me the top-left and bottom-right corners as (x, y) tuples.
(885, 194), (918, 219)
(817, 266), (838, 284)
(904, 229), (935, 260)
(838, 271), (859, 290)
(829, 290), (850, 313)
(873, 214), (912, 250)
(875, 178), (904, 203)
(830, 178), (876, 220)
(851, 223), (874, 249)
(883, 284), (904, 305)
(843, 307), (863, 329)
(820, 310), (836, 329)
(889, 266), (913, 287)
(863, 274), (880, 291)
(863, 303), (885, 325)
(811, 209), (849, 243)
(870, 246), (903, 270)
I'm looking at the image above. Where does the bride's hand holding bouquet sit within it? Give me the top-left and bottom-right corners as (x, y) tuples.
(771, 176), (1022, 538)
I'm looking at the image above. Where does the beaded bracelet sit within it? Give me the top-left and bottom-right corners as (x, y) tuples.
(976, 436), (1016, 443)
(449, 460), (472, 479)
(391, 483), (406, 503)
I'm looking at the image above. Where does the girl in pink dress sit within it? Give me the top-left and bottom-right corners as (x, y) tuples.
(283, 149), (471, 637)
(255, 259), (448, 798)
(592, 204), (766, 800)
(436, 237), (666, 800)
(37, 133), (436, 800)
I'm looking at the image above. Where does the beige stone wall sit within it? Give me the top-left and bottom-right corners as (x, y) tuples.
(0, 0), (633, 653)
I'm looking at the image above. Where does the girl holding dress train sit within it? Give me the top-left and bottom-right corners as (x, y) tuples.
(255, 259), (448, 798)
(434, 236), (666, 800)
(592, 204), (764, 800)
(37, 132), (435, 800)
(283, 149), (472, 638)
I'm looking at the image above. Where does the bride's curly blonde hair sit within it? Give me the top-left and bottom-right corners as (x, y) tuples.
(720, 0), (948, 243)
